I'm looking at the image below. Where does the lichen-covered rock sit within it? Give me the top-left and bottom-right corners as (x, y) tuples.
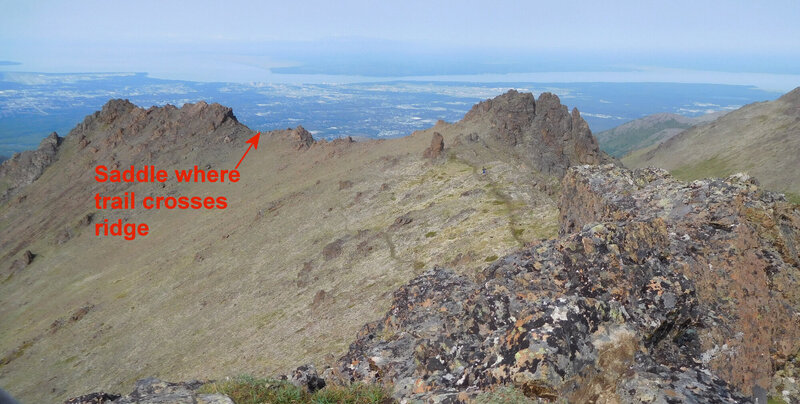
(64, 392), (121, 403)
(560, 165), (800, 399)
(339, 165), (799, 403)
(64, 378), (232, 404)
(290, 364), (327, 392)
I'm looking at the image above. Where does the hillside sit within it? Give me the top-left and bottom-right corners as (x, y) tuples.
(2, 90), (798, 404)
(0, 91), (609, 402)
(338, 166), (800, 403)
(67, 165), (800, 403)
(596, 111), (726, 158)
(623, 87), (800, 201)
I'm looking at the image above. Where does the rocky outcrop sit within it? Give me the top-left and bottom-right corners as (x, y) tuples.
(64, 392), (120, 403)
(72, 99), (247, 154)
(64, 378), (232, 404)
(0, 99), (255, 265)
(338, 165), (799, 403)
(559, 167), (800, 400)
(290, 364), (326, 393)
(463, 90), (613, 176)
(6, 250), (34, 274)
(422, 132), (445, 159)
(289, 125), (315, 150)
(0, 132), (61, 200)
(322, 238), (345, 260)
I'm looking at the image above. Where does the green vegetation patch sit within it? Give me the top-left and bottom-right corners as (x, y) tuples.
(485, 255), (499, 262)
(527, 220), (559, 240)
(600, 119), (692, 158)
(199, 375), (394, 404)
(424, 231), (437, 238)
(671, 156), (734, 181)
(474, 386), (540, 403)
(0, 180), (10, 195)
(0, 339), (34, 369)
(785, 192), (800, 205)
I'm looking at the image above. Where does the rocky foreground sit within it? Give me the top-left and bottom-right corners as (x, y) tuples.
(68, 164), (800, 403)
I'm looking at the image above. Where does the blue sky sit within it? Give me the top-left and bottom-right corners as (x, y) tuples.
(1, 0), (799, 88)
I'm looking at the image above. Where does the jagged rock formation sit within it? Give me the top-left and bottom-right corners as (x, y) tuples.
(463, 90), (613, 176)
(289, 125), (315, 150)
(339, 165), (800, 403)
(0, 99), (255, 265)
(0, 131), (61, 200)
(422, 132), (445, 159)
(0, 99), (249, 204)
(71, 99), (248, 164)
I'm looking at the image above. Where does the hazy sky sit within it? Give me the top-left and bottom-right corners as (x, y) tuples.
(1, 0), (799, 87)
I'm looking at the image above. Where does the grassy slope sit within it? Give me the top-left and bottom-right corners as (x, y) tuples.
(596, 114), (692, 158)
(623, 89), (800, 196)
(0, 118), (558, 402)
(597, 111), (729, 159)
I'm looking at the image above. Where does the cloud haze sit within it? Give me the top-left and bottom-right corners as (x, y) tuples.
(1, 0), (798, 87)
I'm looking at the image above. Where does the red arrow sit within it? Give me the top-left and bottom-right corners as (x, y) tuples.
(235, 132), (260, 170)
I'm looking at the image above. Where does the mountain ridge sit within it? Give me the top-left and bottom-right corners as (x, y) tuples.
(1, 90), (602, 402)
(623, 86), (800, 198)
(596, 111), (728, 158)
(2, 90), (798, 403)
(0, 91), (800, 402)
(0, 131), (62, 201)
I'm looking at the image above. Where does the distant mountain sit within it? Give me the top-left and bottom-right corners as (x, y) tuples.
(623, 87), (800, 201)
(596, 111), (727, 158)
